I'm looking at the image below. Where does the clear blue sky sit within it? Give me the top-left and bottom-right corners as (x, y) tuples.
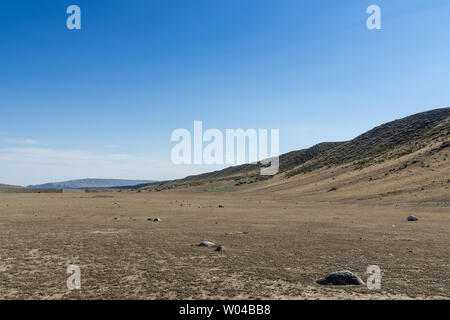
(1, 0), (449, 186)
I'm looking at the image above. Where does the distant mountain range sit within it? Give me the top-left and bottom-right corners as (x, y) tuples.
(27, 178), (156, 189)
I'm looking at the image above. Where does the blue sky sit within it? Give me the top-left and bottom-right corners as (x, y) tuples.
(1, 0), (449, 185)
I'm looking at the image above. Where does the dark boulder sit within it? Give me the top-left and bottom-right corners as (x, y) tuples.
(316, 270), (364, 286)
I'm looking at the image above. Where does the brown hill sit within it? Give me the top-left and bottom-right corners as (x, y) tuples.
(286, 107), (449, 177)
(229, 108), (449, 204)
(141, 108), (449, 193)
(178, 141), (342, 182)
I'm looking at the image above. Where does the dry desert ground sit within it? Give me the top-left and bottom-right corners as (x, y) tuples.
(0, 161), (449, 300)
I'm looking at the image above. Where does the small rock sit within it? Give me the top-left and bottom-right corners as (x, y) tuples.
(215, 246), (223, 252)
(407, 215), (418, 221)
(316, 270), (364, 286)
(153, 218), (161, 222)
(198, 241), (215, 247)
(147, 218), (153, 221)
(218, 205), (224, 208)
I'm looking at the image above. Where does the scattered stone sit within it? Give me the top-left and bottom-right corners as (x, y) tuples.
(198, 241), (215, 247)
(215, 246), (223, 252)
(218, 205), (224, 208)
(147, 218), (153, 221)
(226, 231), (244, 235)
(153, 218), (161, 222)
(407, 215), (418, 221)
(316, 270), (364, 286)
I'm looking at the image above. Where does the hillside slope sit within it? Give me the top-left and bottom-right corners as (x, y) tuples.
(178, 141), (343, 183)
(229, 108), (450, 203)
(140, 108), (449, 197)
(286, 107), (450, 177)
